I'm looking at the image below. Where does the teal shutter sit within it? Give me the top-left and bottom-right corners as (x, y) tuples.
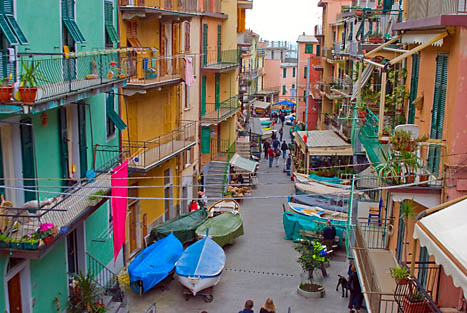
(77, 104), (88, 178)
(408, 53), (420, 124)
(58, 108), (70, 181)
(292, 84), (295, 89)
(417, 247), (429, 289)
(5, 14), (28, 44)
(0, 0), (28, 45)
(215, 73), (220, 110)
(201, 75), (207, 116)
(217, 24), (221, 63)
(304, 66), (307, 78)
(283, 68), (286, 78)
(316, 45), (321, 56)
(201, 127), (211, 154)
(20, 119), (37, 202)
(62, 0), (86, 43)
(428, 54), (448, 176)
(383, 0), (394, 13)
(356, 17), (365, 41)
(395, 217), (405, 263)
(292, 67), (296, 77)
(104, 2), (119, 44)
(305, 44), (313, 54)
(106, 92), (127, 131)
(0, 135), (4, 197)
(202, 24), (208, 66)
(0, 14), (18, 45)
(282, 85), (286, 95)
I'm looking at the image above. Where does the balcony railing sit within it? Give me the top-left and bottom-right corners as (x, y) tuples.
(123, 121), (196, 172)
(257, 48), (265, 56)
(333, 42), (344, 56)
(394, 277), (441, 313)
(0, 145), (128, 255)
(0, 51), (126, 111)
(120, 0), (198, 13)
(407, 0), (467, 21)
(201, 96), (239, 124)
(201, 49), (239, 72)
(241, 67), (260, 81)
(121, 54), (186, 89)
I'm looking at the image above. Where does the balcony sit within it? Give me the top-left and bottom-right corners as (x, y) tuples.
(0, 145), (127, 258)
(123, 121), (196, 172)
(121, 53), (185, 94)
(241, 67), (261, 81)
(237, 0), (253, 9)
(257, 48), (265, 56)
(0, 50), (126, 114)
(324, 113), (352, 140)
(333, 42), (344, 56)
(201, 96), (239, 126)
(407, 0), (467, 21)
(201, 49), (239, 73)
(119, 0), (198, 20)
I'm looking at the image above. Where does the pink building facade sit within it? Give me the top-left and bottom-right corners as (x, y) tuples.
(280, 63), (298, 100)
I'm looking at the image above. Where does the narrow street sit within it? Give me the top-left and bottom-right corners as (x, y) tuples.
(127, 126), (351, 313)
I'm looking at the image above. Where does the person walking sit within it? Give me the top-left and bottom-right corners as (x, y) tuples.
(286, 154), (292, 176)
(281, 140), (288, 159)
(239, 300), (254, 313)
(272, 138), (280, 151)
(263, 140), (270, 159)
(280, 112), (285, 125)
(322, 219), (337, 251)
(260, 298), (276, 313)
(348, 265), (363, 313)
(279, 127), (283, 142)
(271, 131), (277, 140)
(267, 146), (275, 168)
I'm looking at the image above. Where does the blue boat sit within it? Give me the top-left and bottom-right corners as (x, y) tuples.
(128, 233), (183, 294)
(176, 230), (226, 295)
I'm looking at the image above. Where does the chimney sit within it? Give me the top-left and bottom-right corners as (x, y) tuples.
(302, 32), (305, 35)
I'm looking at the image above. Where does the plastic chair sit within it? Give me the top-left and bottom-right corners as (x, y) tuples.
(368, 197), (382, 225)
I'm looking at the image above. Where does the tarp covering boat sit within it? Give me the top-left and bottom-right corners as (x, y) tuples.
(128, 233), (183, 293)
(149, 209), (208, 244)
(196, 213), (244, 247)
(290, 194), (348, 213)
(176, 233), (226, 279)
(282, 211), (346, 246)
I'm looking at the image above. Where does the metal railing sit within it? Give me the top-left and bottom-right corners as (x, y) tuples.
(407, 0), (466, 21)
(120, 0), (198, 13)
(0, 146), (128, 250)
(0, 51), (125, 106)
(401, 261), (440, 299)
(201, 96), (239, 123)
(394, 277), (441, 313)
(121, 54), (187, 87)
(333, 42), (344, 56)
(86, 252), (125, 301)
(202, 49), (239, 69)
(222, 141), (236, 195)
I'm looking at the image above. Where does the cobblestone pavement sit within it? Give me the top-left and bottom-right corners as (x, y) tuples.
(127, 123), (354, 313)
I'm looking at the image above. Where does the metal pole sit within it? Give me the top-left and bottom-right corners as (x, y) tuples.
(305, 57), (311, 130)
(351, 61), (364, 149)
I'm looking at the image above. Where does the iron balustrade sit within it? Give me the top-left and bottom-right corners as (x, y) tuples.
(119, 0), (198, 13)
(401, 261), (440, 299)
(407, 0), (466, 21)
(201, 49), (239, 69)
(0, 50), (125, 106)
(394, 277), (441, 313)
(123, 121), (196, 171)
(201, 96), (239, 124)
(121, 54), (187, 87)
(86, 252), (125, 301)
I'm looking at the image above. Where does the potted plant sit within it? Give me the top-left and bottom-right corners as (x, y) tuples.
(294, 240), (327, 298)
(9, 238), (24, 249)
(356, 102), (366, 118)
(22, 235), (39, 250)
(403, 289), (428, 313)
(67, 272), (103, 313)
(19, 60), (46, 104)
(0, 234), (10, 248)
(368, 32), (384, 44)
(0, 74), (13, 102)
(391, 265), (409, 285)
(400, 151), (420, 183)
(400, 200), (416, 260)
(376, 153), (402, 185)
(354, 6), (363, 16)
(37, 222), (55, 245)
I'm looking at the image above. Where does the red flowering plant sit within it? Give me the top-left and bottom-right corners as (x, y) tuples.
(107, 60), (127, 79)
(36, 222), (54, 239)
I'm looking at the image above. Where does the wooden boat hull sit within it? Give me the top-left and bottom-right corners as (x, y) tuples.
(177, 272), (223, 296)
(287, 202), (347, 222)
(196, 213), (244, 247)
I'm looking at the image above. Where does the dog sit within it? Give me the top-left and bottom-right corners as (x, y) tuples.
(336, 274), (349, 297)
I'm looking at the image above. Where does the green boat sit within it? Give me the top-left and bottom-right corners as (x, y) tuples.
(148, 209), (208, 245)
(196, 213), (244, 247)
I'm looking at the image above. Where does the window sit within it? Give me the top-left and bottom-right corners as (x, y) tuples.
(104, 1), (119, 46)
(106, 91), (127, 140)
(292, 84), (295, 89)
(283, 68), (287, 78)
(304, 66), (307, 78)
(305, 44), (313, 54)
(292, 67), (296, 77)
(184, 22), (190, 52)
(282, 85), (286, 95)
(316, 45), (321, 56)
(0, 0), (28, 45)
(62, 0), (86, 44)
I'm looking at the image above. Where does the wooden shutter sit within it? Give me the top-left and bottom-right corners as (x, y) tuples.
(283, 68), (286, 78)
(282, 85), (286, 95)
(77, 104), (88, 178)
(316, 45), (320, 56)
(58, 108), (70, 180)
(202, 24), (208, 66)
(184, 22), (190, 52)
(201, 75), (207, 116)
(304, 66), (307, 78)
(293, 67), (296, 77)
(408, 53), (420, 124)
(215, 73), (220, 110)
(201, 127), (210, 154)
(217, 24), (221, 63)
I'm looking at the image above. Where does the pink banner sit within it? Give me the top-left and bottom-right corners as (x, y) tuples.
(111, 159), (129, 264)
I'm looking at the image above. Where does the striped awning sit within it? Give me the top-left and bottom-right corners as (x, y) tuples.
(351, 64), (375, 101)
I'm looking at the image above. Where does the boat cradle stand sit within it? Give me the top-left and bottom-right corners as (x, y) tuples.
(182, 286), (214, 303)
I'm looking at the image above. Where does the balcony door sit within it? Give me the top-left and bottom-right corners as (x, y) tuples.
(19, 119), (37, 202)
(5, 258), (32, 313)
(66, 224), (86, 277)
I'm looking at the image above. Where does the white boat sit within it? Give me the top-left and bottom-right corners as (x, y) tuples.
(175, 230), (226, 296)
(208, 199), (240, 217)
(287, 201), (348, 222)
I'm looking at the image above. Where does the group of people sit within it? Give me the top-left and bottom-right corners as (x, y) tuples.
(239, 298), (276, 313)
(262, 131), (292, 175)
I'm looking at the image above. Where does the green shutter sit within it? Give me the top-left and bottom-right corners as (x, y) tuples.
(1, 0), (13, 14)
(292, 84), (295, 89)
(304, 66), (307, 78)
(215, 74), (223, 107)
(201, 127), (211, 154)
(383, 0), (394, 13)
(217, 24), (221, 63)
(0, 135), (4, 197)
(105, 24), (120, 44)
(0, 14), (18, 45)
(104, 1), (119, 43)
(305, 44), (313, 54)
(316, 45), (321, 56)
(62, 0), (86, 43)
(408, 53), (420, 124)
(356, 17), (365, 41)
(5, 14), (28, 44)
(58, 108), (70, 181)
(201, 75), (207, 116)
(20, 118), (37, 202)
(106, 93), (127, 131)
(77, 104), (88, 178)
(283, 68), (286, 78)
(202, 24), (208, 66)
(282, 85), (286, 95)
(292, 67), (296, 77)
(418, 247), (429, 288)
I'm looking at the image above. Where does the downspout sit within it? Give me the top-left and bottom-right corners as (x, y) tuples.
(199, 15), (203, 171)
(409, 195), (467, 276)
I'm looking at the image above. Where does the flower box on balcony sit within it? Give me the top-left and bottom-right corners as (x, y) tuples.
(0, 86), (13, 102)
(402, 296), (428, 313)
(19, 87), (38, 104)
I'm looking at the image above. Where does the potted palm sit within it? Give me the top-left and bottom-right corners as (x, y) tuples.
(294, 240), (327, 298)
(391, 265), (409, 285)
(67, 272), (104, 313)
(19, 60), (46, 104)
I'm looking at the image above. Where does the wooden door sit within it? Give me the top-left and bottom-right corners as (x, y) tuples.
(77, 104), (88, 178)
(129, 203), (137, 253)
(8, 272), (22, 313)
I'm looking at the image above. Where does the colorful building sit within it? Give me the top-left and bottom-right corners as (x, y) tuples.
(0, 0), (127, 311)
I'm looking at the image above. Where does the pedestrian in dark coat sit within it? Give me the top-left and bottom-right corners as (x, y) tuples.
(239, 300), (254, 313)
(263, 141), (270, 159)
(348, 265), (363, 312)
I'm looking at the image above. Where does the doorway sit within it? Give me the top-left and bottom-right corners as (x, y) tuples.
(5, 258), (32, 313)
(66, 223), (86, 277)
(8, 273), (22, 313)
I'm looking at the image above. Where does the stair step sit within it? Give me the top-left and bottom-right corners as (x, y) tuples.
(102, 295), (113, 307)
(106, 302), (121, 313)
(117, 307), (129, 313)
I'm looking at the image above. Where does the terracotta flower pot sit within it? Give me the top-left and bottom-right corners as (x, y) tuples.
(402, 296), (428, 313)
(0, 86), (13, 102)
(396, 277), (408, 285)
(419, 174), (430, 186)
(42, 235), (54, 245)
(356, 9), (363, 16)
(405, 174), (416, 184)
(19, 87), (38, 104)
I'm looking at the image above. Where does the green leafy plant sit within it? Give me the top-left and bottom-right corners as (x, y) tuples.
(376, 152), (402, 184)
(67, 272), (103, 313)
(294, 240), (328, 283)
(88, 190), (107, 201)
(400, 200), (416, 261)
(20, 61), (47, 87)
(391, 265), (409, 280)
(406, 290), (425, 302)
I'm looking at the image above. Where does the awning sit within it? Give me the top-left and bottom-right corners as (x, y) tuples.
(295, 130), (353, 156)
(252, 101), (271, 110)
(413, 199), (467, 295)
(351, 64), (375, 100)
(229, 153), (258, 173)
(401, 30), (445, 47)
(273, 100), (296, 107)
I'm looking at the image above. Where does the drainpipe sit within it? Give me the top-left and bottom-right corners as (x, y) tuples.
(305, 57), (311, 131)
(409, 195), (467, 276)
(199, 15), (203, 170)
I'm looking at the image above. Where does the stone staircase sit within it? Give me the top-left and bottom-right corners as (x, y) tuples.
(236, 138), (250, 159)
(204, 161), (229, 203)
(102, 294), (129, 313)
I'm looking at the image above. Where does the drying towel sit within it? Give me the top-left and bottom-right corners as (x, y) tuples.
(185, 56), (195, 87)
(111, 159), (129, 264)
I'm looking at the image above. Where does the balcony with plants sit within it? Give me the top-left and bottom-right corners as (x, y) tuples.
(0, 50), (127, 114)
(119, 0), (198, 18)
(121, 53), (186, 91)
(0, 145), (127, 257)
(122, 121), (196, 172)
(201, 96), (239, 125)
(201, 49), (239, 73)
